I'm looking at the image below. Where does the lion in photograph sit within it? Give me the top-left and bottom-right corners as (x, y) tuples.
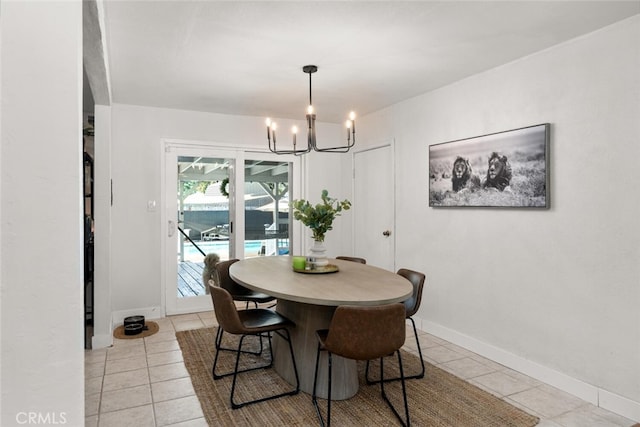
(451, 157), (480, 192)
(483, 152), (512, 191)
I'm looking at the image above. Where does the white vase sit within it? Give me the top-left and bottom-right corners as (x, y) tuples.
(309, 239), (329, 267)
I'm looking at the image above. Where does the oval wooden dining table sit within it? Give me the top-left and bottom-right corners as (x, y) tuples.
(229, 256), (412, 399)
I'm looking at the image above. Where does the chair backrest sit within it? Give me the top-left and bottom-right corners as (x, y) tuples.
(209, 285), (246, 335)
(336, 256), (366, 264)
(323, 304), (405, 360)
(215, 259), (248, 295)
(397, 268), (426, 318)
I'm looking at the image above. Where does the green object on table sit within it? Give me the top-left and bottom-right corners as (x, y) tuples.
(292, 256), (306, 270)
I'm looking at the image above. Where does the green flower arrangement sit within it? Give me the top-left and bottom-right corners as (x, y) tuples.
(291, 190), (351, 242)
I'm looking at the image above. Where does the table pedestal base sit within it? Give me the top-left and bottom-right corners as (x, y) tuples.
(273, 299), (359, 400)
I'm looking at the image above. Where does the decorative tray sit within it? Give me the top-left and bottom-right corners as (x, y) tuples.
(293, 264), (340, 274)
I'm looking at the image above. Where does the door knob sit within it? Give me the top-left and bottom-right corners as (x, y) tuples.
(382, 230), (391, 237)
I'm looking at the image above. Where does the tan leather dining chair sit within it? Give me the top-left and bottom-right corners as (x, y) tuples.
(366, 268), (426, 383)
(209, 285), (300, 409)
(312, 303), (410, 426)
(214, 259), (277, 354)
(335, 256), (367, 264)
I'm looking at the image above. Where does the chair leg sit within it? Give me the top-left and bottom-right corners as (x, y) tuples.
(365, 359), (374, 384)
(229, 335), (248, 408)
(229, 328), (299, 409)
(281, 329), (300, 392)
(365, 317), (425, 384)
(379, 351), (411, 427)
(215, 326), (223, 348)
(212, 329), (223, 379)
(408, 317), (425, 379)
(312, 345), (330, 427)
(213, 331), (272, 380)
(214, 325), (264, 360)
(327, 353), (332, 426)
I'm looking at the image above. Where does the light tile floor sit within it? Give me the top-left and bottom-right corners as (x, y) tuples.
(85, 312), (638, 427)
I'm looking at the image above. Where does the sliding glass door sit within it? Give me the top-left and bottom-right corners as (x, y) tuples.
(163, 143), (299, 314)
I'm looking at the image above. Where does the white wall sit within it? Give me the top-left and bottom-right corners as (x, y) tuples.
(108, 104), (343, 317)
(358, 15), (640, 417)
(302, 149), (354, 257)
(1, 2), (85, 426)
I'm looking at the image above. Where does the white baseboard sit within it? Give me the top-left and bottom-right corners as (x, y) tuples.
(91, 333), (113, 350)
(111, 306), (164, 329)
(599, 389), (640, 423)
(419, 318), (640, 422)
(166, 306), (214, 316)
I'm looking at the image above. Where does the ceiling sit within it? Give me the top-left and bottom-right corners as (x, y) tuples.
(88, 1), (639, 123)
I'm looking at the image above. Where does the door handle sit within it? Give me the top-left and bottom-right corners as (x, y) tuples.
(168, 220), (176, 237)
(383, 230), (391, 237)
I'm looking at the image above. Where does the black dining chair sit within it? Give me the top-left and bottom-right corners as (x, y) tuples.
(209, 284), (300, 409)
(366, 268), (426, 383)
(312, 303), (410, 426)
(335, 256), (367, 264)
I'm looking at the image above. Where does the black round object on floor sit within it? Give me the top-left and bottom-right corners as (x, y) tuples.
(123, 315), (146, 335)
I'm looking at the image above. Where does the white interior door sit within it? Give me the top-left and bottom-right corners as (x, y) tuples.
(353, 144), (395, 271)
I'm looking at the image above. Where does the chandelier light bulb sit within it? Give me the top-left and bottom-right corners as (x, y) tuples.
(307, 105), (314, 115)
(292, 125), (298, 134)
(271, 122), (277, 131)
(346, 120), (352, 129)
(349, 111), (356, 121)
(266, 118), (272, 127)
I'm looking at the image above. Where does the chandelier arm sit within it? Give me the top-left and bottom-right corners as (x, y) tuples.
(269, 134), (312, 155)
(313, 145), (354, 153)
(270, 145), (312, 155)
(312, 129), (355, 152)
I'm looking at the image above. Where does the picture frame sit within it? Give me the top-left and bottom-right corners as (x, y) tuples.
(429, 123), (550, 208)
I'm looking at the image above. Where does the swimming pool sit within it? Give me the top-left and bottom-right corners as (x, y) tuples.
(180, 239), (288, 261)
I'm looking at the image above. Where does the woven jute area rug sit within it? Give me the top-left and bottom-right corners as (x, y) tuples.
(176, 327), (539, 426)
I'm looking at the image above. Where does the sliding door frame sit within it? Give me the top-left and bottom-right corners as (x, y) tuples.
(160, 139), (302, 315)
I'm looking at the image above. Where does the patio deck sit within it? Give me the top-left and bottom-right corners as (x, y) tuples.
(178, 261), (205, 297)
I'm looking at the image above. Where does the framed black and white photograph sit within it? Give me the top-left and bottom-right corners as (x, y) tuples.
(429, 123), (550, 208)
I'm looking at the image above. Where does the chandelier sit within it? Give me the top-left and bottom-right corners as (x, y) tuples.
(266, 65), (356, 155)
